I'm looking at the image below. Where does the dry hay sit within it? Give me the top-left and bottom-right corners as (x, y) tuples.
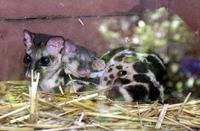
(0, 80), (200, 131)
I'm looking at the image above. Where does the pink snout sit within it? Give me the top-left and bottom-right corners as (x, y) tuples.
(79, 69), (91, 77)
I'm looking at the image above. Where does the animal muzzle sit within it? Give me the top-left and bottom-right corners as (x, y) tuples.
(79, 68), (91, 77)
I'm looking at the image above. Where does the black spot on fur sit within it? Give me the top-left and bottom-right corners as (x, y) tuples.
(148, 82), (160, 101)
(108, 68), (113, 72)
(116, 65), (123, 70)
(117, 70), (127, 76)
(101, 47), (125, 63)
(133, 74), (151, 83)
(106, 80), (112, 85)
(147, 54), (164, 67)
(147, 55), (165, 73)
(126, 85), (148, 101)
(55, 79), (59, 84)
(24, 54), (32, 64)
(115, 78), (131, 85)
(107, 86), (124, 100)
(146, 54), (168, 88)
(104, 77), (108, 81)
(114, 55), (124, 61)
(109, 74), (114, 79)
(133, 61), (148, 73)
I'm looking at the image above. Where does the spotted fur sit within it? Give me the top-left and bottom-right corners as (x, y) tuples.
(90, 48), (167, 102)
(23, 30), (66, 92)
(23, 30), (98, 93)
(23, 30), (168, 102)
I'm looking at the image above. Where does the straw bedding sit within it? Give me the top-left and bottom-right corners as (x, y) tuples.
(0, 81), (200, 130)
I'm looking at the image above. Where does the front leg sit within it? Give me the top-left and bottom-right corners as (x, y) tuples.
(39, 69), (63, 92)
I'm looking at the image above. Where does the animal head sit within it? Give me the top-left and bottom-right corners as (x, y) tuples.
(62, 39), (97, 77)
(23, 30), (65, 78)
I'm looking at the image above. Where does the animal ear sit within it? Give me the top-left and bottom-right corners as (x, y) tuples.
(23, 30), (32, 49)
(46, 37), (64, 55)
(63, 39), (76, 54)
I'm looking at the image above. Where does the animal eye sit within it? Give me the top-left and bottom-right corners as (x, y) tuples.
(24, 54), (31, 64)
(40, 57), (50, 66)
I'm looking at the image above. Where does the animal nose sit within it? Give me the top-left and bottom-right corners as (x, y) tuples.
(34, 61), (42, 72)
(79, 69), (91, 77)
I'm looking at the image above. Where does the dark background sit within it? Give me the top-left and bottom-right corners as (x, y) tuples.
(0, 0), (200, 80)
